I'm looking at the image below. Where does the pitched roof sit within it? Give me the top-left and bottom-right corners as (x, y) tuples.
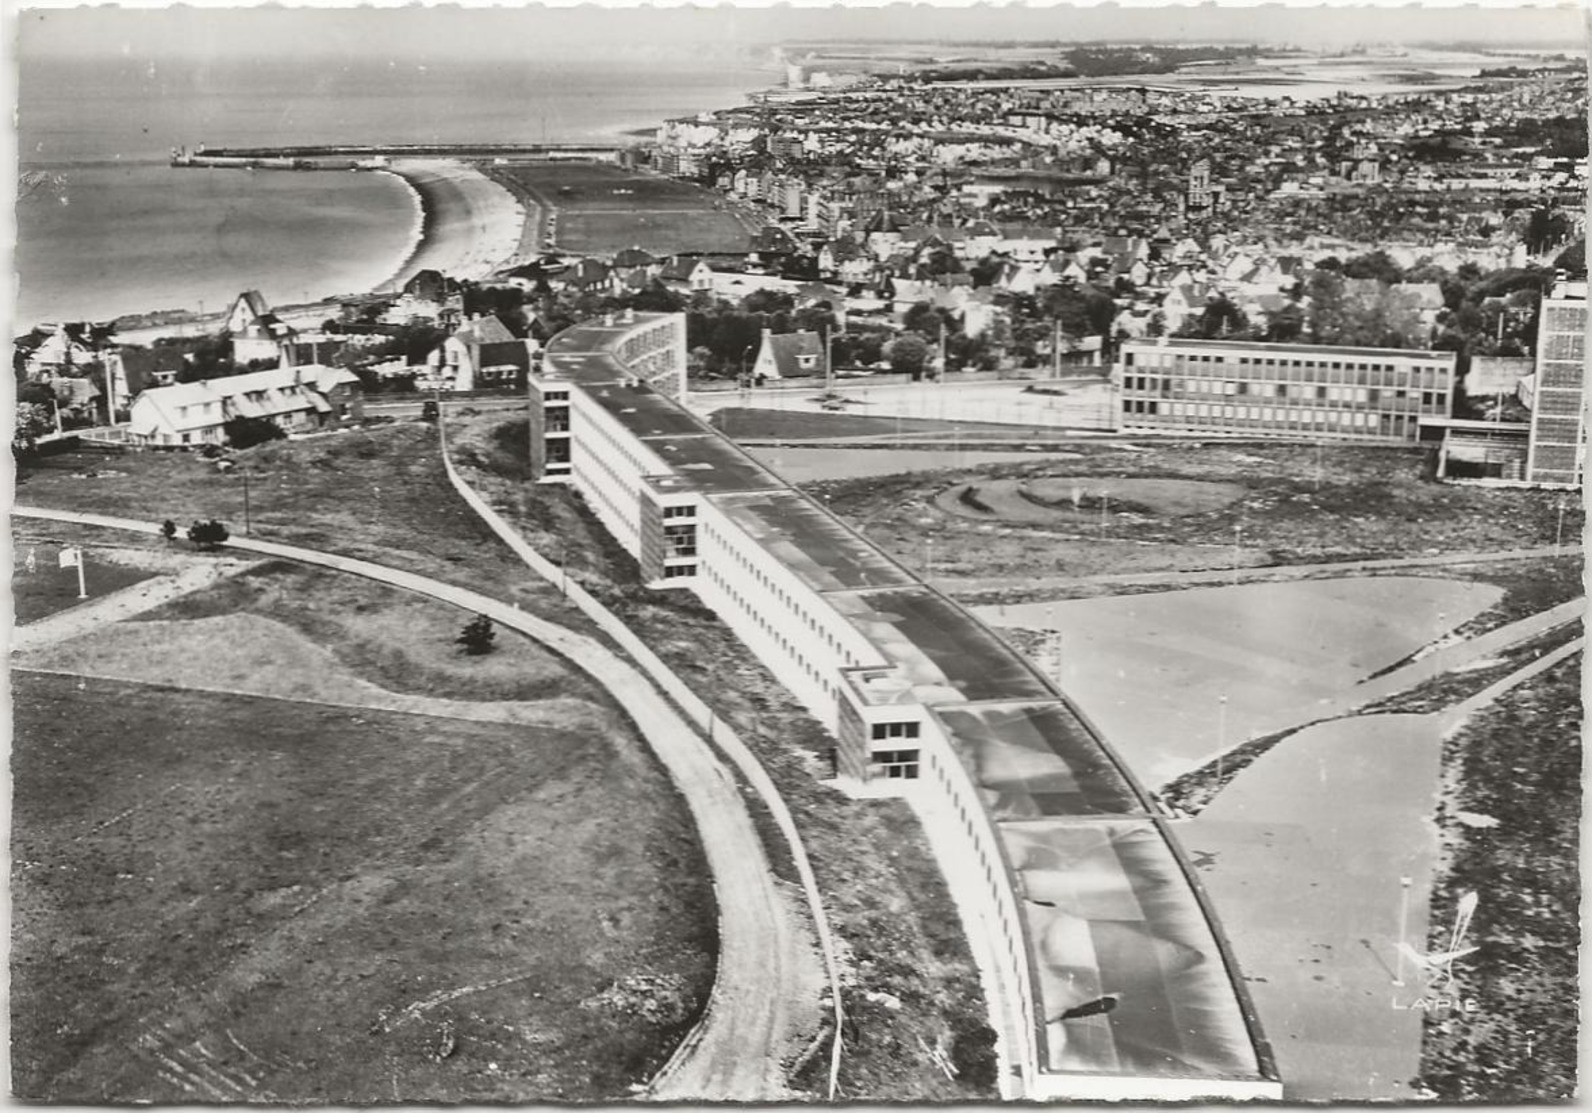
(130, 364), (358, 435)
(455, 315), (517, 345)
(612, 247), (658, 268)
(759, 330), (828, 379)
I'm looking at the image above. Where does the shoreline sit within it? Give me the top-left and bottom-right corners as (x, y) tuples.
(369, 159), (530, 293)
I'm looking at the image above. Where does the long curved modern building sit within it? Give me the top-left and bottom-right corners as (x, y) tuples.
(533, 311), (1282, 1101)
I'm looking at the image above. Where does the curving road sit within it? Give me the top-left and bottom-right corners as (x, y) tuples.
(13, 505), (809, 1101)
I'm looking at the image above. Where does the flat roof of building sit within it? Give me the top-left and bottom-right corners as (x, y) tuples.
(1123, 337), (1453, 361)
(830, 586), (1056, 706)
(586, 382), (709, 438)
(935, 702), (1145, 817)
(1004, 817), (1265, 1081)
(642, 434), (783, 494)
(711, 490), (916, 592)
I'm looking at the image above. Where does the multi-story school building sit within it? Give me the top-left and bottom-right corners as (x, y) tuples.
(529, 310), (1282, 1101)
(1117, 337), (1458, 441)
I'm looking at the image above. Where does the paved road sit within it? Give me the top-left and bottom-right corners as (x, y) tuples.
(14, 506), (806, 1101)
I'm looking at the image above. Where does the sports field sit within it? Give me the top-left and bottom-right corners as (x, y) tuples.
(491, 162), (749, 255)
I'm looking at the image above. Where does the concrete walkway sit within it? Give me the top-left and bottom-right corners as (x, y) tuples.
(1175, 632), (1584, 1102)
(14, 506), (810, 1101)
(1172, 595), (1585, 782)
(10, 560), (249, 654)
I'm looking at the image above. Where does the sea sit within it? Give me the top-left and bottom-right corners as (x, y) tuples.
(15, 54), (774, 329)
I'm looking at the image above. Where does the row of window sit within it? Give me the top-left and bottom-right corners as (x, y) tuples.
(1124, 382), (1448, 410)
(699, 517), (860, 668)
(1126, 402), (1408, 429)
(870, 721), (921, 741)
(1126, 349), (1450, 379)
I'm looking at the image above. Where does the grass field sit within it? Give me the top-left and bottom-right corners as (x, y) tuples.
(490, 162), (748, 255)
(10, 670), (715, 1104)
(14, 423), (595, 636)
(811, 440), (1585, 585)
(11, 548), (164, 625)
(127, 559), (596, 706)
(1415, 654), (1582, 1102)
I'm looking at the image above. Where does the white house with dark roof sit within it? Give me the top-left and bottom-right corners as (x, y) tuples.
(429, 314), (538, 392)
(225, 290), (299, 365)
(126, 364), (362, 447)
(751, 328), (827, 382)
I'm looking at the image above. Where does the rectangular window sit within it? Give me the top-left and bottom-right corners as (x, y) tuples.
(870, 721), (921, 740)
(871, 749), (921, 780)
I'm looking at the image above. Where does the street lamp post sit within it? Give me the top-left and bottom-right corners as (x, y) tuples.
(241, 465), (251, 535)
(1231, 524), (1243, 585)
(1556, 495), (1567, 555)
(1216, 694), (1228, 783)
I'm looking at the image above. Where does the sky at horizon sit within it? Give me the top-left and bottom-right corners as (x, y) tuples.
(17, 3), (1587, 63)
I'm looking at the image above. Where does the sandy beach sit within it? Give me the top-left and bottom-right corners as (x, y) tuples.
(377, 159), (532, 290)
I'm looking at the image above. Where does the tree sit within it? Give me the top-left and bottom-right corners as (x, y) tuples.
(12, 402), (54, 456)
(187, 520), (230, 551)
(223, 415), (286, 449)
(456, 614), (496, 656)
(160, 519), (177, 545)
(888, 332), (933, 379)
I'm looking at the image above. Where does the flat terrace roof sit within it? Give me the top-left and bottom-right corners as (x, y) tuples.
(586, 382), (708, 438)
(643, 434), (784, 495)
(1124, 337), (1453, 362)
(829, 586), (1057, 706)
(934, 702), (1146, 818)
(545, 318), (668, 360)
(710, 490), (917, 593)
(551, 312), (1277, 1092)
(1005, 818), (1264, 1082)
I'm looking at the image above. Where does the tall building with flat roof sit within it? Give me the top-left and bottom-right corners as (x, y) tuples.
(1524, 282), (1587, 488)
(1117, 337), (1457, 441)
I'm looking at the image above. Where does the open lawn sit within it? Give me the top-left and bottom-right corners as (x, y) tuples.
(11, 663), (714, 1105)
(1415, 654), (1581, 1102)
(14, 424), (595, 637)
(11, 547), (164, 625)
(490, 162), (748, 255)
(123, 559), (597, 706)
(811, 441), (1585, 585)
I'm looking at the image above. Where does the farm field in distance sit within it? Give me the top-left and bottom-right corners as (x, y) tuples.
(492, 161), (750, 255)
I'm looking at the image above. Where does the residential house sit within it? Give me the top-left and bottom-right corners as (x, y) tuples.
(430, 314), (538, 392)
(21, 322), (101, 381)
(127, 364), (362, 447)
(225, 290), (298, 366)
(658, 256), (716, 293)
(751, 328), (828, 382)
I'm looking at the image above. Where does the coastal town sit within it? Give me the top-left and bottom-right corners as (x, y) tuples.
(12, 24), (1585, 1111)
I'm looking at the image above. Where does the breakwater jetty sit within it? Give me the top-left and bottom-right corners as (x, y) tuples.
(170, 142), (634, 170)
